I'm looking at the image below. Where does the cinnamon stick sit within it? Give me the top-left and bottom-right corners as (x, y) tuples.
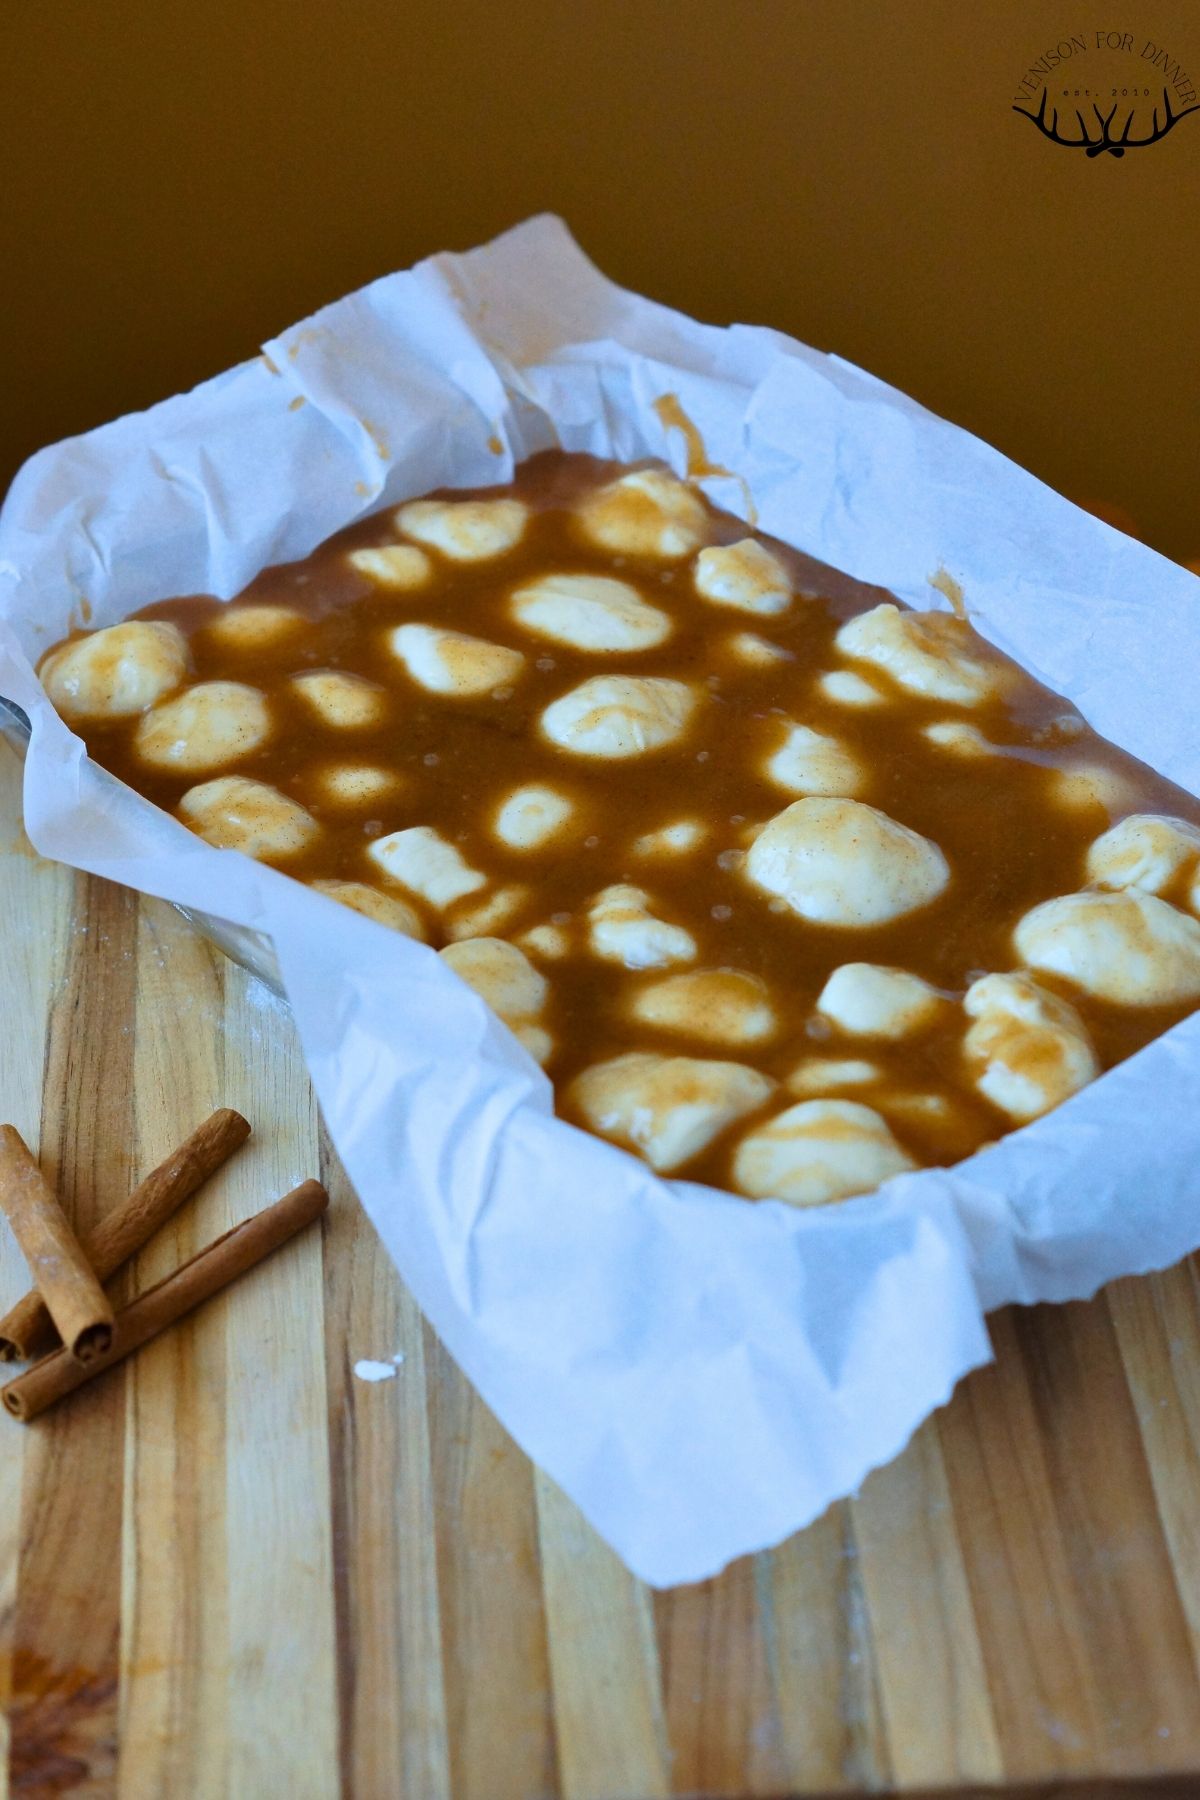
(2, 1179), (328, 1423)
(0, 1126), (115, 1364)
(0, 1108), (250, 1364)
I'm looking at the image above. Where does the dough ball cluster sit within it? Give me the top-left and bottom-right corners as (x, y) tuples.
(41, 460), (1200, 1211)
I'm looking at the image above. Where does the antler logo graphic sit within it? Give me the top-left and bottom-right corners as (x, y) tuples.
(1014, 83), (1199, 154)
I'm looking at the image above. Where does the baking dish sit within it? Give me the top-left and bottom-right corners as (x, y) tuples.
(1, 693), (284, 992)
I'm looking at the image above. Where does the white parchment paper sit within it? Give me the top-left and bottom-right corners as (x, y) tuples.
(2, 215), (1199, 1586)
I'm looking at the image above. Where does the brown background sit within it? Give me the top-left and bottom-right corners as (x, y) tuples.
(3, 0), (1198, 561)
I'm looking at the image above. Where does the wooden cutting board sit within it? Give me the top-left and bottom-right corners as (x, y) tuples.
(2, 735), (1199, 1800)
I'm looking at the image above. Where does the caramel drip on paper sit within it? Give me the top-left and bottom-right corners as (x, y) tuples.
(653, 393), (758, 527)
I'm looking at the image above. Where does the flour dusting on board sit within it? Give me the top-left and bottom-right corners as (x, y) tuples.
(353, 1352), (406, 1384)
(243, 974), (291, 1021)
(354, 1359), (396, 1383)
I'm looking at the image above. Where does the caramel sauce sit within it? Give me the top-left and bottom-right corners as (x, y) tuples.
(49, 452), (1200, 1196)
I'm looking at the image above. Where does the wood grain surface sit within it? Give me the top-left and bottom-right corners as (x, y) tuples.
(1, 736), (1199, 1800)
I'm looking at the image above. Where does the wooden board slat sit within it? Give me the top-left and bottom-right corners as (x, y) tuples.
(0, 758), (70, 1800)
(766, 1501), (891, 1792)
(536, 1469), (670, 1800)
(851, 1417), (1003, 1788)
(8, 871), (139, 1798)
(3, 736), (1200, 1798)
(319, 1119), (452, 1800)
(119, 901), (229, 1800)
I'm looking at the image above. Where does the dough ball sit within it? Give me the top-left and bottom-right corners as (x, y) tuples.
(570, 1051), (774, 1172)
(882, 1091), (959, 1126)
(588, 885), (697, 970)
(441, 935), (546, 1017)
(816, 963), (944, 1038)
(575, 468), (709, 558)
(922, 721), (998, 757)
(441, 936), (547, 1018)
(963, 971), (1099, 1123)
(1014, 889), (1200, 1005)
(785, 1058), (881, 1096)
(694, 540), (791, 615)
(881, 1092), (982, 1160)
(630, 968), (777, 1045)
(1047, 763), (1134, 816)
(765, 722), (865, 798)
(541, 674), (696, 758)
(817, 670), (884, 707)
(309, 879), (426, 939)
(443, 883), (531, 941)
(368, 826), (487, 909)
(745, 797), (950, 926)
(347, 544), (433, 589)
(632, 819), (707, 857)
(516, 922), (572, 960)
(510, 573), (671, 652)
(732, 1099), (915, 1206)
(390, 623), (525, 697)
(726, 632), (790, 667)
(313, 764), (400, 807)
(40, 621), (188, 722)
(440, 937), (551, 1063)
(512, 1022), (553, 1064)
(201, 604), (305, 650)
(835, 603), (1007, 706)
(396, 497), (528, 561)
(1086, 814), (1200, 898)
(290, 670), (387, 729)
(178, 776), (318, 860)
(136, 681), (272, 773)
(492, 784), (576, 851)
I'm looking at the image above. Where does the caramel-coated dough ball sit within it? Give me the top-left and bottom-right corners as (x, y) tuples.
(40, 621), (188, 722)
(136, 681), (272, 773)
